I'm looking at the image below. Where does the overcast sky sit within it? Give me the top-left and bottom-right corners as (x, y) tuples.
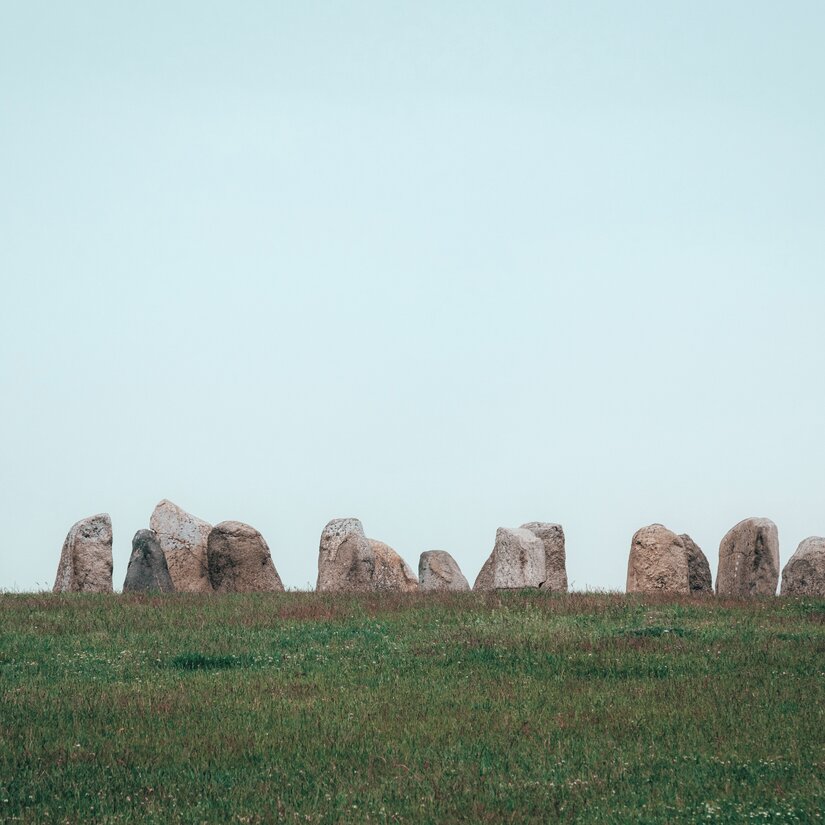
(2, 2), (824, 591)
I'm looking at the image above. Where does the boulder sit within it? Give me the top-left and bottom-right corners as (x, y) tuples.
(207, 521), (284, 593)
(316, 518), (374, 592)
(53, 513), (113, 593)
(123, 529), (174, 593)
(520, 522), (568, 592)
(780, 537), (825, 596)
(418, 550), (470, 591)
(473, 528), (546, 591)
(369, 539), (419, 592)
(716, 517), (779, 596)
(680, 533), (713, 594)
(149, 500), (212, 593)
(626, 524), (689, 594)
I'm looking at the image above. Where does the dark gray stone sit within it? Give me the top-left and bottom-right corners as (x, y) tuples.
(123, 529), (174, 593)
(681, 534), (713, 594)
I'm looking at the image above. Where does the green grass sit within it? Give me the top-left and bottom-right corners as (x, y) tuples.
(0, 592), (823, 824)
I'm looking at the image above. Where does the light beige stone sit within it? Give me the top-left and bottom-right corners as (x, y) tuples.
(780, 536), (825, 596)
(473, 528), (546, 591)
(369, 540), (419, 592)
(716, 517), (779, 596)
(53, 513), (113, 593)
(520, 522), (567, 592)
(207, 521), (284, 593)
(626, 524), (690, 594)
(418, 550), (470, 591)
(150, 499), (212, 593)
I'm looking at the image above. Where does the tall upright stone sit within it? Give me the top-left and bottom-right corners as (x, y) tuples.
(207, 521), (284, 593)
(520, 522), (568, 592)
(149, 500), (212, 593)
(473, 528), (546, 591)
(781, 537), (825, 596)
(680, 534), (713, 594)
(53, 513), (113, 593)
(626, 524), (690, 594)
(316, 518), (373, 592)
(418, 550), (470, 592)
(716, 517), (780, 597)
(123, 529), (174, 593)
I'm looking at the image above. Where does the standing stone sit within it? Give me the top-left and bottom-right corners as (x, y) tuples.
(419, 550), (470, 592)
(207, 521), (284, 593)
(716, 517), (780, 597)
(369, 540), (419, 592)
(150, 500), (212, 593)
(781, 537), (825, 596)
(53, 513), (113, 593)
(123, 529), (174, 593)
(626, 524), (690, 594)
(316, 518), (374, 592)
(680, 534), (713, 594)
(473, 528), (546, 591)
(520, 522), (568, 592)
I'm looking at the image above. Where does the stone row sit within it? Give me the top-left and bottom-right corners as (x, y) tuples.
(51, 503), (825, 597)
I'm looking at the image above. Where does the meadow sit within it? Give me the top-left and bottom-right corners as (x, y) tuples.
(0, 591), (823, 823)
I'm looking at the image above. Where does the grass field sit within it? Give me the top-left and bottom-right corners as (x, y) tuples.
(0, 592), (823, 824)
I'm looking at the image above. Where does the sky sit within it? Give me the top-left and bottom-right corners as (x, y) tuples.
(1, 1), (824, 592)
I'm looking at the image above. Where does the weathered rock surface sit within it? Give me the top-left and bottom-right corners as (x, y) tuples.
(123, 529), (174, 593)
(680, 534), (713, 594)
(316, 518), (373, 592)
(781, 537), (825, 596)
(520, 522), (568, 592)
(53, 513), (113, 593)
(418, 550), (470, 591)
(626, 524), (690, 594)
(369, 540), (419, 592)
(207, 521), (284, 593)
(716, 517), (780, 596)
(473, 528), (546, 591)
(149, 500), (212, 593)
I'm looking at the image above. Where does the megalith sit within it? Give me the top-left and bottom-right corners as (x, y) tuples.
(149, 500), (212, 593)
(418, 550), (470, 592)
(716, 517), (779, 596)
(780, 537), (825, 596)
(207, 521), (284, 593)
(123, 529), (174, 593)
(53, 513), (113, 593)
(626, 524), (690, 594)
(520, 522), (568, 592)
(473, 527), (546, 591)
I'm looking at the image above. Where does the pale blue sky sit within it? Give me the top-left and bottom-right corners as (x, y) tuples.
(1, 2), (824, 591)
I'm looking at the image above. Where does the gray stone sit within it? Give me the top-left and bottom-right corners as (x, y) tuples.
(520, 522), (568, 592)
(53, 513), (113, 593)
(418, 550), (470, 592)
(626, 524), (690, 594)
(123, 529), (174, 593)
(316, 518), (373, 592)
(473, 528), (546, 591)
(207, 521), (284, 593)
(781, 537), (825, 596)
(681, 534), (713, 594)
(716, 517), (779, 596)
(149, 500), (212, 593)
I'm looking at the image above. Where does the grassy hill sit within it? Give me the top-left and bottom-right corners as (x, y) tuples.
(0, 592), (823, 823)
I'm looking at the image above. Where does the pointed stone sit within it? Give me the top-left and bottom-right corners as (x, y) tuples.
(150, 500), (212, 593)
(207, 521), (284, 593)
(626, 524), (690, 594)
(716, 517), (779, 596)
(680, 534), (713, 594)
(123, 530), (174, 593)
(520, 522), (568, 592)
(473, 528), (546, 591)
(781, 537), (825, 596)
(53, 514), (113, 593)
(368, 539), (419, 592)
(419, 550), (470, 592)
